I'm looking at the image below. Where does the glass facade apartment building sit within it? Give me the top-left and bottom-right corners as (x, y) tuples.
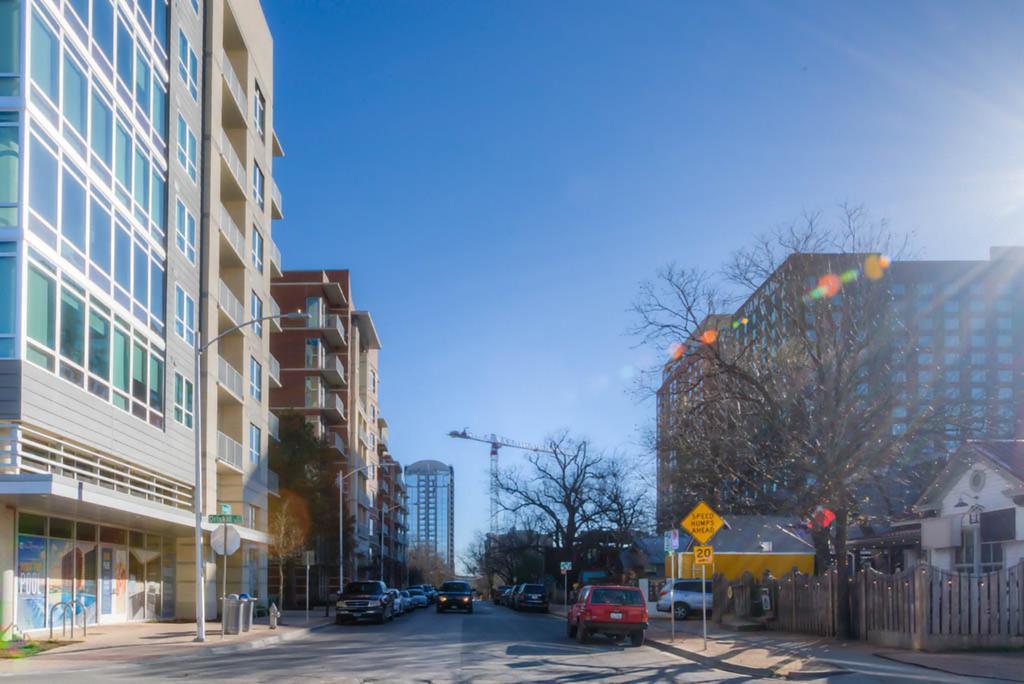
(406, 460), (455, 571)
(0, 0), (283, 633)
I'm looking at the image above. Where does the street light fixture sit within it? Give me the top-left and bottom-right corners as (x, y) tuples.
(193, 310), (308, 642)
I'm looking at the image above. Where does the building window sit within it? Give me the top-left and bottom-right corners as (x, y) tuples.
(30, 14), (58, 102)
(254, 83), (266, 139)
(135, 52), (151, 121)
(174, 372), (194, 428)
(177, 29), (199, 100)
(371, 369), (378, 394)
(116, 18), (133, 88)
(175, 285), (195, 345)
(249, 424), (261, 465)
(305, 297), (322, 328)
(0, 243), (15, 357)
(252, 163), (264, 209)
(63, 53), (88, 137)
(251, 228), (264, 273)
(251, 292), (263, 337)
(26, 264), (56, 369)
(249, 356), (262, 401)
(176, 115), (197, 181)
(175, 200), (196, 263)
(305, 338), (321, 368)
(247, 504), (258, 529)
(0, 113), (18, 228)
(304, 376), (323, 407)
(997, 334), (1011, 348)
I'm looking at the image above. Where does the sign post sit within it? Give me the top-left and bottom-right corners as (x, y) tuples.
(681, 502), (725, 652)
(303, 551), (316, 624)
(559, 561), (572, 611)
(210, 522), (241, 640)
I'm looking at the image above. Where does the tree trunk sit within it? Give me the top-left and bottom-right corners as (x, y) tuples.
(277, 558), (285, 609)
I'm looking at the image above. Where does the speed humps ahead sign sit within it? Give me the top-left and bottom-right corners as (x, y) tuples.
(681, 501), (724, 545)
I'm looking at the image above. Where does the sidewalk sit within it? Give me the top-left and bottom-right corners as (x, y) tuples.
(551, 604), (1023, 681)
(0, 609), (333, 675)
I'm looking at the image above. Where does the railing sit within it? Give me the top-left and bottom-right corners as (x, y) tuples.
(218, 204), (245, 259)
(330, 432), (345, 455)
(325, 314), (346, 345)
(359, 429), (372, 448)
(268, 296), (282, 332)
(268, 411), (280, 440)
(217, 430), (243, 470)
(270, 176), (283, 216)
(332, 394), (346, 419)
(269, 237), (282, 274)
(217, 357), (244, 398)
(218, 279), (243, 324)
(267, 469), (279, 495)
(218, 129), (246, 191)
(220, 49), (247, 118)
(268, 354), (281, 385)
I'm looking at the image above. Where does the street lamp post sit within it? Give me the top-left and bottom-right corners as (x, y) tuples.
(338, 463), (398, 592)
(193, 310), (308, 642)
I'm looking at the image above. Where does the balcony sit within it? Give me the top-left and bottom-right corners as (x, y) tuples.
(268, 296), (282, 333)
(268, 411), (280, 441)
(268, 354), (281, 388)
(321, 314), (346, 348)
(322, 355), (346, 386)
(270, 176), (283, 219)
(218, 205), (245, 263)
(216, 356), (244, 401)
(267, 469), (279, 496)
(329, 431), (346, 455)
(220, 50), (247, 124)
(325, 393), (346, 423)
(269, 236), (282, 277)
(359, 429), (373, 449)
(358, 491), (372, 510)
(217, 279), (244, 326)
(218, 129), (246, 196)
(217, 431), (243, 472)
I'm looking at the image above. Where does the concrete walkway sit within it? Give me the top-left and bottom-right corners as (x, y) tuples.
(0, 610), (333, 676)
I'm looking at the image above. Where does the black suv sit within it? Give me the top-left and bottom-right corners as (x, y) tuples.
(436, 580), (474, 613)
(336, 580), (395, 624)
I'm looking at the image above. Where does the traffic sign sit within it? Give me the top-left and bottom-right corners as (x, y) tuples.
(681, 501), (724, 545)
(220, 503), (232, 515)
(559, 561), (572, 574)
(209, 514), (243, 524)
(211, 524), (241, 556)
(303, 550), (316, 566)
(693, 545), (714, 565)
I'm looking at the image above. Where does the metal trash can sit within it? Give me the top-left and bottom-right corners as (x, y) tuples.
(239, 594), (254, 632)
(222, 594), (243, 635)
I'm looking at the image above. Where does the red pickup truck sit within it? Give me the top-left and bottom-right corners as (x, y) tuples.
(567, 585), (648, 646)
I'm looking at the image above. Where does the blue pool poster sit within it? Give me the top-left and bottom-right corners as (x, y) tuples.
(17, 535), (46, 631)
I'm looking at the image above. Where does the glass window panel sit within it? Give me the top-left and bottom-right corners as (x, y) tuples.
(114, 223), (131, 291)
(133, 242), (147, 306)
(27, 265), (55, 349)
(61, 169), (87, 251)
(0, 124), (18, 210)
(113, 327), (129, 392)
(149, 356), (162, 409)
(115, 123), (131, 190)
(151, 171), (166, 231)
(30, 15), (58, 101)
(135, 53), (150, 120)
(29, 137), (57, 225)
(59, 287), (85, 365)
(88, 311), (110, 379)
(116, 20), (133, 87)
(0, 0), (20, 77)
(90, 91), (113, 166)
(131, 341), (146, 401)
(0, 256), (12, 337)
(154, 0), (169, 52)
(133, 148), (149, 214)
(89, 199), (111, 272)
(150, 261), (163, 321)
(93, 0), (114, 62)
(63, 54), (87, 135)
(152, 80), (167, 141)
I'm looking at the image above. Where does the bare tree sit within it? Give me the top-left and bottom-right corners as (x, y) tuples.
(407, 545), (451, 587)
(268, 494), (308, 607)
(463, 529), (547, 587)
(634, 207), (965, 637)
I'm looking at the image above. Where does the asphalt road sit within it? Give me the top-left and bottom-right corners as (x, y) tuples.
(0, 602), (767, 683)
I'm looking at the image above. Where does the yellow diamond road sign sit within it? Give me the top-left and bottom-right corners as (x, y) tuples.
(681, 501), (724, 545)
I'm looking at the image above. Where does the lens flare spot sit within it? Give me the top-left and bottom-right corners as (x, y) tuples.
(741, 317), (748, 325)
(864, 254), (887, 280)
(840, 269), (859, 283)
(818, 274), (841, 298)
(669, 342), (684, 360)
(699, 329), (718, 345)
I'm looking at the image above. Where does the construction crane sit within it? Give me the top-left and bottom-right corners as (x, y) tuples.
(447, 428), (554, 534)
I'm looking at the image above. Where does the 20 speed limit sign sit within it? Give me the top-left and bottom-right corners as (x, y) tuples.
(693, 545), (714, 565)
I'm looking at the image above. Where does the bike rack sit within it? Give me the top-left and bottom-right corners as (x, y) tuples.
(49, 598), (88, 641)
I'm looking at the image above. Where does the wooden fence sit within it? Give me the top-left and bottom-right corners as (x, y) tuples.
(715, 561), (1024, 650)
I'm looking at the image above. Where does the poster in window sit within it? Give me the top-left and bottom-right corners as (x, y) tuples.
(47, 539), (74, 621)
(17, 535), (46, 631)
(101, 548), (113, 615)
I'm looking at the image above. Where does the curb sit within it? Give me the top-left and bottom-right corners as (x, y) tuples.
(545, 608), (846, 681)
(202, 621), (335, 656)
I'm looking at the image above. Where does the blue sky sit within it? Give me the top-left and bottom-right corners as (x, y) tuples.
(262, 0), (1024, 561)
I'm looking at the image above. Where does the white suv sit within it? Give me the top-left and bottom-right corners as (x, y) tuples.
(656, 579), (712, 619)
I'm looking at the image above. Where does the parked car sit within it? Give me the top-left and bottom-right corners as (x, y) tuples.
(437, 580), (474, 613)
(508, 584), (526, 609)
(513, 583), (548, 612)
(387, 588), (406, 616)
(423, 585), (439, 605)
(336, 580), (395, 624)
(567, 585), (648, 646)
(498, 586), (514, 606)
(406, 587), (429, 609)
(656, 578), (712, 620)
(493, 585), (510, 604)
(400, 590), (414, 612)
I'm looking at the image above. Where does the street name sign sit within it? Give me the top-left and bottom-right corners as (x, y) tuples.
(559, 561), (572, 574)
(693, 545), (714, 565)
(209, 514), (243, 524)
(681, 501), (724, 545)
